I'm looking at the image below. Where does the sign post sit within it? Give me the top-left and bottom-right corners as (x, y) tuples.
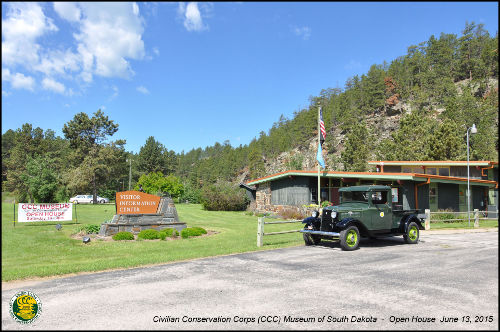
(74, 203), (78, 223)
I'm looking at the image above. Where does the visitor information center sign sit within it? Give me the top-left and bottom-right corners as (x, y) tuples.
(18, 203), (73, 222)
(116, 191), (161, 214)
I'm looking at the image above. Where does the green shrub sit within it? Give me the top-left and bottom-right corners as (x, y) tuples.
(112, 232), (134, 241)
(181, 227), (207, 239)
(161, 228), (178, 238)
(321, 201), (332, 208)
(200, 183), (249, 211)
(158, 228), (178, 240)
(77, 224), (101, 234)
(178, 182), (202, 204)
(135, 172), (185, 199)
(191, 227), (207, 234)
(286, 154), (303, 170)
(432, 209), (468, 223)
(137, 229), (160, 240)
(85, 224), (101, 234)
(279, 208), (305, 220)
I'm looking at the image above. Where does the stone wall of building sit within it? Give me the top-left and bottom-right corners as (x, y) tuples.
(255, 182), (272, 212)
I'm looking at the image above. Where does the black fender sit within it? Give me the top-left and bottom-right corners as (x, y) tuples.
(336, 218), (370, 237)
(400, 214), (425, 233)
(302, 216), (320, 228)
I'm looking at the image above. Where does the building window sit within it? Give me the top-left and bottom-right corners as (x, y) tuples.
(426, 167), (449, 176)
(459, 185), (466, 211)
(426, 168), (437, 175)
(311, 187), (317, 203)
(320, 188), (329, 202)
(438, 168), (450, 176)
(402, 166), (424, 174)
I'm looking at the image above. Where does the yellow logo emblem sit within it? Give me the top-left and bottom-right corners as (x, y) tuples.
(9, 291), (42, 324)
(380, 212), (385, 217)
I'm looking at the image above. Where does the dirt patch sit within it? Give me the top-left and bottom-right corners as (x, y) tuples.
(70, 232), (114, 241)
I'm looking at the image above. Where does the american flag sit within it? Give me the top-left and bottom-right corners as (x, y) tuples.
(319, 108), (326, 145)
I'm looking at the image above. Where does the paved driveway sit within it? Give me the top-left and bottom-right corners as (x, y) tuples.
(2, 230), (498, 330)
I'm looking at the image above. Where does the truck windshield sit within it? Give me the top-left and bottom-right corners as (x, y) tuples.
(341, 191), (368, 203)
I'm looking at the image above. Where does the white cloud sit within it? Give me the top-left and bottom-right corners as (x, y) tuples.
(2, 68), (35, 91)
(153, 47), (160, 56)
(1, 3), (58, 68)
(292, 26), (311, 40)
(35, 49), (81, 77)
(53, 2), (81, 22)
(109, 85), (119, 100)
(3, 90), (12, 97)
(136, 86), (150, 94)
(132, 2), (139, 16)
(42, 77), (66, 94)
(72, 3), (146, 80)
(178, 2), (208, 32)
(2, 68), (11, 82)
(1, 2), (147, 96)
(10, 72), (35, 91)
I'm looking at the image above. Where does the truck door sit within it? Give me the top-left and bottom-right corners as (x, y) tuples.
(370, 191), (392, 230)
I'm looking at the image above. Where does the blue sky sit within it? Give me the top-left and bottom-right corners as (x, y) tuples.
(2, 2), (498, 154)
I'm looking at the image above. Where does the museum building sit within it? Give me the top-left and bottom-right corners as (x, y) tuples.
(241, 160), (498, 216)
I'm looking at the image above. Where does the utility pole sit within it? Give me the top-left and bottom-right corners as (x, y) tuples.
(128, 158), (132, 191)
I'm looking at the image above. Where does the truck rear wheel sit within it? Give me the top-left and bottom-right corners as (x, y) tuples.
(404, 221), (419, 244)
(340, 225), (360, 251)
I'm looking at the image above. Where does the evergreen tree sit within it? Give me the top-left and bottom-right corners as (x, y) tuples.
(427, 119), (465, 160)
(137, 136), (169, 175)
(377, 112), (436, 161)
(62, 110), (123, 203)
(341, 122), (370, 171)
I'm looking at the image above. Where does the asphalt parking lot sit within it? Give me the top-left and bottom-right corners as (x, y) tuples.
(2, 230), (498, 330)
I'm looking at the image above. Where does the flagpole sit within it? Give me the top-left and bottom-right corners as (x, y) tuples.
(317, 106), (321, 206)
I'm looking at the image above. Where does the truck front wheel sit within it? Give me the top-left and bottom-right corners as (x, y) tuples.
(340, 225), (360, 251)
(404, 221), (419, 244)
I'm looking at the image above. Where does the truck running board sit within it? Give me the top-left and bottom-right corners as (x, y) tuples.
(300, 229), (340, 238)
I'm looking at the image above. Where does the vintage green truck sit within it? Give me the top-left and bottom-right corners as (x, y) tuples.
(300, 185), (425, 250)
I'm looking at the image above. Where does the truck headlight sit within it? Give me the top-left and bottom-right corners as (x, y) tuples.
(331, 211), (337, 219)
(311, 211), (319, 218)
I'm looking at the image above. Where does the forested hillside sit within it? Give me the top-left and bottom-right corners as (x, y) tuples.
(2, 22), (498, 203)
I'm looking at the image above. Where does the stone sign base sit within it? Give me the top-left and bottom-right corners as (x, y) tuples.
(99, 196), (186, 236)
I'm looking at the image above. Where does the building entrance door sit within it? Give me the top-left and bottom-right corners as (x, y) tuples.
(330, 187), (340, 205)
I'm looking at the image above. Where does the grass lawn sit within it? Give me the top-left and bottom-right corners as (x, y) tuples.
(2, 202), (304, 281)
(2, 196), (497, 281)
(430, 219), (498, 229)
